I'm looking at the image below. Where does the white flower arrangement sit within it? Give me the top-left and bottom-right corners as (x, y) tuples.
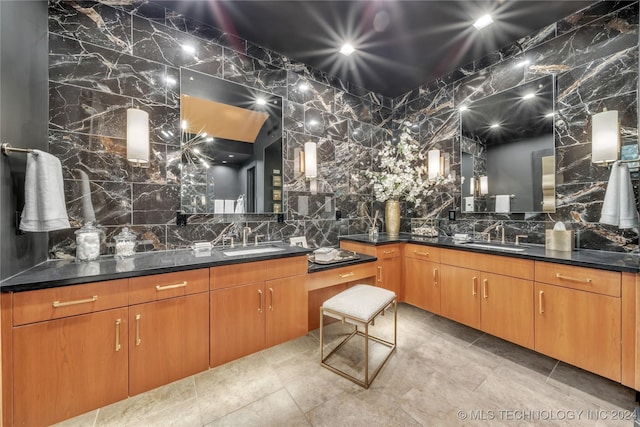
(366, 121), (453, 206)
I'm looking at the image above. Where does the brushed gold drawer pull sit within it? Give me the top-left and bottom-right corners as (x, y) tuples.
(472, 276), (478, 296)
(414, 251), (429, 257)
(258, 289), (263, 313)
(383, 250), (395, 255)
(155, 281), (187, 291)
(433, 268), (438, 286)
(555, 273), (592, 284)
(339, 272), (355, 278)
(115, 319), (122, 352)
(52, 295), (98, 308)
(269, 287), (274, 311)
(539, 291), (544, 314)
(377, 266), (383, 282)
(135, 314), (141, 346)
(483, 279), (488, 299)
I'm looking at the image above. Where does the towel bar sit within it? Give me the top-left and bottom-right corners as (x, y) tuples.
(1, 143), (35, 156)
(489, 194), (515, 199)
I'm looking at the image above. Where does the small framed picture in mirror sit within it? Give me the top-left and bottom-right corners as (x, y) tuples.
(289, 236), (308, 248)
(273, 189), (282, 200)
(273, 203), (281, 213)
(273, 175), (282, 187)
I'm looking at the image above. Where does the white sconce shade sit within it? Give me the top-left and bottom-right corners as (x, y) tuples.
(127, 108), (149, 166)
(304, 142), (317, 178)
(592, 110), (620, 165)
(479, 176), (489, 195)
(470, 177), (476, 196)
(428, 149), (441, 180)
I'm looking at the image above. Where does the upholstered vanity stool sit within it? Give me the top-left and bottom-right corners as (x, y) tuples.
(319, 284), (397, 388)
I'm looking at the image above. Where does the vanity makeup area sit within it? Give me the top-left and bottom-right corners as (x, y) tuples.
(2, 0), (640, 426)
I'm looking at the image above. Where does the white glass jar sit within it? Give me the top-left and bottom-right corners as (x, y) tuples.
(114, 227), (137, 259)
(75, 223), (101, 262)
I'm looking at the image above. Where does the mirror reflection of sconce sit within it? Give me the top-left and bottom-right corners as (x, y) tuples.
(592, 109), (620, 167)
(470, 175), (489, 196)
(127, 108), (149, 167)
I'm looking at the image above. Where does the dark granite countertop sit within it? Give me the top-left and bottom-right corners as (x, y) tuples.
(307, 253), (377, 273)
(0, 243), (313, 292)
(340, 233), (640, 273)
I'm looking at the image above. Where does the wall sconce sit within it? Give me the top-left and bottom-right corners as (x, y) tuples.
(127, 108), (149, 167)
(428, 149), (441, 180)
(592, 109), (619, 166)
(300, 142), (317, 179)
(479, 176), (488, 195)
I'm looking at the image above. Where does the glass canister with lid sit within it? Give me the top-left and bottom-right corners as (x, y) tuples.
(114, 227), (137, 259)
(75, 223), (102, 262)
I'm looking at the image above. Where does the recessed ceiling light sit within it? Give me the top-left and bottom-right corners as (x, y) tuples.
(229, 154), (235, 158)
(256, 98), (266, 105)
(340, 43), (355, 56)
(459, 105), (468, 112)
(545, 112), (554, 118)
(206, 137), (214, 142)
(490, 123), (500, 129)
(473, 14), (493, 30)
(522, 93), (536, 100)
(181, 120), (188, 129)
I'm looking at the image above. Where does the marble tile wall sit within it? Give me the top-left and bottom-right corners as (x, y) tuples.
(399, 0), (640, 252)
(46, 0), (393, 258)
(47, 0), (638, 258)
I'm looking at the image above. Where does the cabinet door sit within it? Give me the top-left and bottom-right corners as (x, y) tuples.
(440, 265), (480, 328)
(535, 282), (621, 381)
(211, 282), (265, 367)
(129, 293), (209, 396)
(13, 308), (128, 427)
(404, 257), (440, 314)
(265, 275), (308, 348)
(480, 273), (533, 349)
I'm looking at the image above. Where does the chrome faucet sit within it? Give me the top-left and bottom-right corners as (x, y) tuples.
(496, 225), (506, 244)
(515, 235), (528, 246)
(242, 226), (252, 247)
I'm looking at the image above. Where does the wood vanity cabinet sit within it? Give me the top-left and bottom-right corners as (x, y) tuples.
(404, 244), (441, 314)
(534, 262), (621, 382)
(440, 249), (535, 348)
(6, 279), (130, 427)
(209, 257), (308, 367)
(128, 269), (210, 396)
(340, 241), (403, 297)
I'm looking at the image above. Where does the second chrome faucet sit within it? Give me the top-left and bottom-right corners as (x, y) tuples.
(242, 226), (252, 247)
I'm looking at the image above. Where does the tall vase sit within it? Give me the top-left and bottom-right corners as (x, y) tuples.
(385, 200), (400, 237)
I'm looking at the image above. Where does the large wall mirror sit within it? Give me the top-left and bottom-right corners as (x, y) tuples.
(460, 75), (556, 214)
(180, 68), (283, 214)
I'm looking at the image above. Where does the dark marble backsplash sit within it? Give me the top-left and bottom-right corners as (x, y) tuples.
(46, 0), (638, 259)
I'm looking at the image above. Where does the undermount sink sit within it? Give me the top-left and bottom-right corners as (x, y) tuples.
(222, 246), (285, 256)
(463, 243), (526, 252)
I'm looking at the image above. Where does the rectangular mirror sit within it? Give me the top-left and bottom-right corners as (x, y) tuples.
(180, 68), (283, 214)
(460, 75), (556, 214)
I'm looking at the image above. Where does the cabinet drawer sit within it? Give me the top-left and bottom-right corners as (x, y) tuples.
(340, 241), (376, 257)
(13, 279), (129, 326)
(534, 262), (620, 297)
(404, 244), (440, 262)
(306, 262), (376, 291)
(441, 249), (533, 280)
(210, 256), (308, 289)
(129, 269), (209, 305)
(377, 244), (402, 259)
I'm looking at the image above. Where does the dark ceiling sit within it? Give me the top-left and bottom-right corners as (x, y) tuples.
(155, 0), (598, 99)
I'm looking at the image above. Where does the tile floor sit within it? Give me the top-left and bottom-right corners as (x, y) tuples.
(55, 303), (637, 426)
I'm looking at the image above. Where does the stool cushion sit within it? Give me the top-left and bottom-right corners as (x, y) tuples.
(322, 284), (396, 323)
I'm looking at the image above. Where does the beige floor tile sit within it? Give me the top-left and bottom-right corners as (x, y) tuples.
(133, 397), (202, 427)
(51, 409), (98, 427)
(195, 352), (284, 425)
(204, 388), (309, 427)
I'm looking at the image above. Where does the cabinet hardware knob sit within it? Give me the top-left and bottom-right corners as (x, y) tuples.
(377, 266), (383, 282)
(383, 250), (395, 255)
(483, 279), (488, 299)
(414, 251), (429, 257)
(472, 276), (478, 296)
(155, 281), (187, 291)
(258, 289), (263, 313)
(269, 288), (274, 311)
(433, 268), (438, 286)
(555, 273), (591, 284)
(52, 295), (98, 308)
(539, 291), (544, 314)
(339, 272), (354, 278)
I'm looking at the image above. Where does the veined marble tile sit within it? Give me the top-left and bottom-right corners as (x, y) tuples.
(304, 107), (349, 140)
(287, 72), (335, 113)
(166, 10), (227, 45)
(223, 49), (287, 97)
(48, 0), (131, 53)
(66, 179), (132, 226)
(557, 0), (637, 36)
(335, 90), (373, 122)
(49, 34), (168, 104)
(132, 183), (180, 224)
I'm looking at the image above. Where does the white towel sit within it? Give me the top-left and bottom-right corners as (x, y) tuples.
(224, 199), (235, 214)
(600, 162), (639, 229)
(214, 199), (224, 214)
(464, 196), (474, 212)
(19, 150), (70, 232)
(495, 195), (510, 213)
